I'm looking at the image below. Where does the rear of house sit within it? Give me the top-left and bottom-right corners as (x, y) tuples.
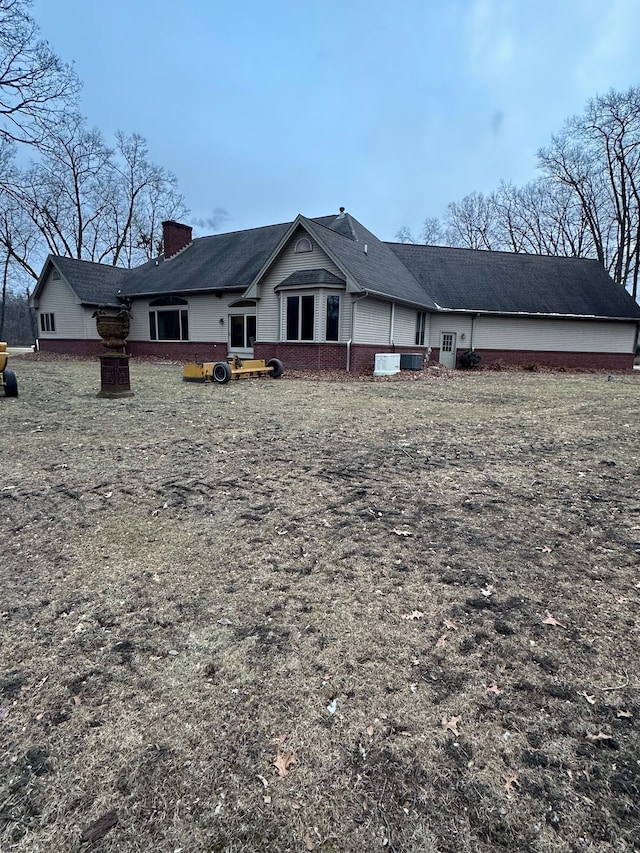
(31, 211), (640, 371)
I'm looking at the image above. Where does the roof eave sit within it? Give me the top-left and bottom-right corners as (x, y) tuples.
(434, 305), (640, 321)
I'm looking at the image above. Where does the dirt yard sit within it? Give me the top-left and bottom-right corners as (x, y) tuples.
(1, 357), (639, 852)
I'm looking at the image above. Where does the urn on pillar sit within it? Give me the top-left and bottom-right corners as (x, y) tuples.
(93, 306), (134, 398)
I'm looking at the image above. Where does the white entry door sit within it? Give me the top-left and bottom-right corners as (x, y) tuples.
(439, 332), (457, 368)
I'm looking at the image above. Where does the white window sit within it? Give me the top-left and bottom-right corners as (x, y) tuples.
(149, 296), (189, 341)
(415, 311), (427, 346)
(326, 295), (340, 341)
(230, 314), (256, 348)
(40, 312), (56, 332)
(286, 295), (315, 340)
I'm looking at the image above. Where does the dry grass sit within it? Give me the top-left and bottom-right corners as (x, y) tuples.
(1, 357), (639, 852)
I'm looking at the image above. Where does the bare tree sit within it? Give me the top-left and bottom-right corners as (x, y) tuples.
(539, 87), (640, 298)
(444, 192), (498, 249)
(3, 115), (187, 275)
(394, 225), (416, 244)
(0, 0), (80, 145)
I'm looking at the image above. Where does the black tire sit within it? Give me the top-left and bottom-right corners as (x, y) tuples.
(267, 358), (284, 379)
(3, 369), (17, 397)
(212, 361), (232, 384)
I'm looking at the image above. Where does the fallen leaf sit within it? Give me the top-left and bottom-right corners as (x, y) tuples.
(443, 619), (459, 631)
(486, 683), (502, 695)
(0, 707), (9, 720)
(274, 748), (297, 777)
(391, 528), (412, 537)
(366, 725), (374, 738)
(538, 545), (553, 553)
(80, 811), (118, 844)
(617, 709), (632, 719)
(435, 634), (447, 648)
(263, 795), (271, 804)
(586, 730), (612, 742)
(542, 610), (566, 628)
(326, 698), (337, 714)
(578, 691), (596, 705)
(72, 695), (82, 706)
(401, 610), (424, 621)
(480, 585), (494, 597)
(441, 715), (460, 736)
(304, 832), (315, 850)
(504, 775), (520, 798)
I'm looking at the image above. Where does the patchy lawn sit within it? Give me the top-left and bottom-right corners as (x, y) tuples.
(1, 358), (639, 852)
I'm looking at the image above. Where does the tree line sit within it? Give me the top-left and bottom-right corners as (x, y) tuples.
(397, 87), (640, 301)
(0, 0), (187, 342)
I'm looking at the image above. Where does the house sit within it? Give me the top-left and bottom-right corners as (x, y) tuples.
(31, 209), (640, 371)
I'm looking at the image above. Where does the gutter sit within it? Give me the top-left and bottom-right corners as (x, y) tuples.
(347, 292), (369, 372)
(431, 305), (640, 322)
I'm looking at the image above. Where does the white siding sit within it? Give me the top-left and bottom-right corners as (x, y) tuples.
(256, 227), (344, 341)
(473, 316), (637, 353)
(428, 314), (474, 349)
(37, 274), (91, 339)
(354, 297), (391, 344)
(128, 293), (237, 342)
(392, 304), (419, 346)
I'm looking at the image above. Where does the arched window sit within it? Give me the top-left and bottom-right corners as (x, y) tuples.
(294, 237), (312, 253)
(149, 296), (189, 340)
(149, 296), (188, 307)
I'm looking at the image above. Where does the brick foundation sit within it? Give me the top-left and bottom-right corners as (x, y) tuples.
(38, 339), (228, 362)
(37, 339), (636, 372)
(253, 342), (429, 372)
(463, 349), (636, 371)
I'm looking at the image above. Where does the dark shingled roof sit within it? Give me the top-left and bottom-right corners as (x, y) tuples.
(388, 243), (640, 319)
(49, 256), (129, 305)
(40, 213), (640, 322)
(275, 269), (346, 289)
(302, 214), (438, 309)
(119, 221), (293, 297)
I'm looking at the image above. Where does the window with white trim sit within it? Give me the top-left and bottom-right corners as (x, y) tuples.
(40, 312), (55, 332)
(286, 294), (315, 340)
(415, 311), (426, 346)
(149, 296), (189, 341)
(230, 314), (256, 348)
(294, 237), (312, 253)
(326, 295), (340, 341)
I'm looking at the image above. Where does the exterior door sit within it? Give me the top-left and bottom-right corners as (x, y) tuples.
(439, 332), (457, 368)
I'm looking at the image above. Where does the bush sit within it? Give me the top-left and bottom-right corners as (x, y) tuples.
(459, 349), (481, 369)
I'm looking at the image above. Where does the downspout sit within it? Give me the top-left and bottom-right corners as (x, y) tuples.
(389, 302), (395, 350)
(470, 313), (479, 350)
(348, 292), (368, 372)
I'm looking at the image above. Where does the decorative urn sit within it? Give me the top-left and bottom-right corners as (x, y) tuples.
(93, 306), (131, 351)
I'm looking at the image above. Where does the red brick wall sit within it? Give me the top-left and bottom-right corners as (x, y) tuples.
(461, 349), (635, 371)
(38, 339), (636, 371)
(126, 341), (227, 361)
(38, 339), (227, 362)
(162, 221), (192, 259)
(254, 342), (427, 371)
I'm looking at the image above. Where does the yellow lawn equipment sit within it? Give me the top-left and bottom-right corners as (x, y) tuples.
(183, 354), (284, 384)
(0, 342), (18, 397)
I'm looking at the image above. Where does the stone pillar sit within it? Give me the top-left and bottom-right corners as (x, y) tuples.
(98, 353), (134, 398)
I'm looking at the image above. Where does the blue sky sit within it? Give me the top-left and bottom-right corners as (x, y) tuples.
(30, 0), (640, 241)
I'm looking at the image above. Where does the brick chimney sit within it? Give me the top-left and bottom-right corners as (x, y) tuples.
(162, 220), (193, 259)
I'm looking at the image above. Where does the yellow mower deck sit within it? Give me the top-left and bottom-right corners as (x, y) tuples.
(183, 355), (283, 384)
